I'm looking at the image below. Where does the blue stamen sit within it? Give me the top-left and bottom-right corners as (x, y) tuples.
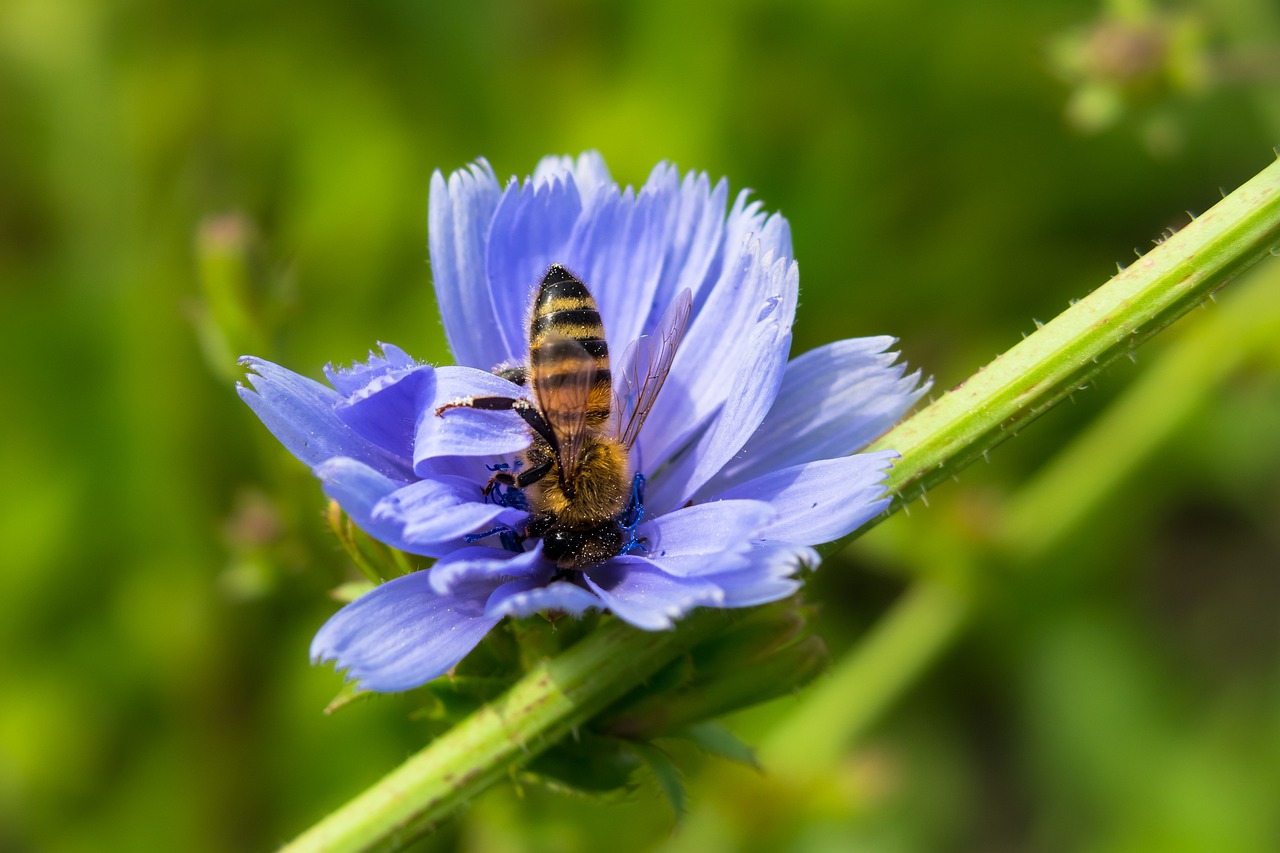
(464, 524), (510, 543)
(617, 472), (647, 556)
(618, 537), (648, 556)
(465, 523), (526, 554)
(498, 530), (525, 553)
(480, 460), (530, 511)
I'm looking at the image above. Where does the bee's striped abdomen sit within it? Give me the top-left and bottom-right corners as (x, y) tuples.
(530, 265), (612, 424)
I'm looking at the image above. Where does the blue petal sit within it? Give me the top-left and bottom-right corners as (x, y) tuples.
(310, 570), (500, 693)
(637, 499), (775, 576)
(700, 542), (817, 608)
(486, 175), (584, 363)
(647, 320), (792, 513)
(323, 343), (419, 395)
(561, 181), (670, 355)
(334, 361), (436, 461)
(486, 577), (602, 619)
(714, 453), (897, 545)
(413, 367), (531, 474)
(238, 357), (411, 479)
(583, 557), (726, 631)
(428, 160), (507, 369)
(649, 167), (731, 321)
(428, 543), (546, 596)
(706, 338), (927, 493)
(413, 453), (515, 483)
(532, 151), (612, 201)
(315, 457), (449, 558)
(639, 244), (798, 477)
(373, 475), (526, 547)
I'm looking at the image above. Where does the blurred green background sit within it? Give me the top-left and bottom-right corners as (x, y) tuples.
(3, 0), (1279, 850)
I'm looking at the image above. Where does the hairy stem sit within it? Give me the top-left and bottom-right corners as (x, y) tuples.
(282, 612), (726, 853)
(851, 156), (1280, 523)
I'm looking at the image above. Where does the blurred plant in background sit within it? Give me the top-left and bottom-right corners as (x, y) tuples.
(3, 0), (1280, 851)
(1049, 0), (1210, 153)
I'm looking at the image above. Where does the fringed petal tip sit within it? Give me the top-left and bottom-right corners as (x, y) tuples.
(531, 151), (612, 201)
(323, 343), (423, 396)
(237, 357), (413, 479)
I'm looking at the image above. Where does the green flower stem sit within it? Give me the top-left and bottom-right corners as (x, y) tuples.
(1000, 257), (1280, 560)
(281, 612), (727, 853)
(846, 155), (1280, 524)
(284, 158), (1280, 853)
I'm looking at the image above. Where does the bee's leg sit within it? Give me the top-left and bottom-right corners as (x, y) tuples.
(480, 456), (552, 506)
(436, 396), (559, 454)
(482, 462), (517, 495)
(480, 469), (530, 512)
(509, 456), (553, 488)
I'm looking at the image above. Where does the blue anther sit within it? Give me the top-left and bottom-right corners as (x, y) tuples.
(619, 472), (646, 530)
(617, 472), (647, 556)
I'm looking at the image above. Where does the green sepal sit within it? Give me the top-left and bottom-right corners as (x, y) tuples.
(599, 600), (828, 740)
(523, 731), (643, 794)
(325, 501), (419, 583)
(688, 600), (810, 674)
(506, 611), (602, 671)
(323, 680), (374, 715)
(328, 580), (375, 604)
(412, 676), (512, 725)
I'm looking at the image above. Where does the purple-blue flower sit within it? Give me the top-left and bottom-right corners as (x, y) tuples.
(238, 152), (926, 693)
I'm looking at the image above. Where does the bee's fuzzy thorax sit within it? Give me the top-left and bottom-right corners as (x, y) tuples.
(529, 434), (632, 528)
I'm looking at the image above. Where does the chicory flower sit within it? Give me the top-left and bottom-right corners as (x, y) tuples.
(239, 153), (925, 692)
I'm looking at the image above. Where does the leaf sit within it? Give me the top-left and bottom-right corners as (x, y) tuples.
(663, 722), (761, 770)
(629, 741), (686, 821)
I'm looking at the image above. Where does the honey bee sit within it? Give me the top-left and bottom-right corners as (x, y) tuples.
(437, 263), (691, 569)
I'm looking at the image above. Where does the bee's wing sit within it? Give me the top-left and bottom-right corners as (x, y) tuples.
(531, 332), (595, 483)
(614, 288), (693, 452)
